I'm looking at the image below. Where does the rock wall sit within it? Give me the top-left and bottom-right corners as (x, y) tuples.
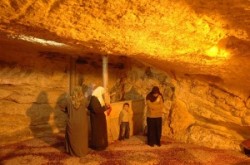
(0, 51), (69, 145)
(101, 60), (250, 151)
(169, 76), (250, 150)
(1, 50), (249, 151)
(0, 52), (174, 146)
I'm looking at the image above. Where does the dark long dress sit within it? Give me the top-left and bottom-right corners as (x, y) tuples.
(88, 96), (108, 150)
(146, 92), (164, 147)
(65, 99), (88, 156)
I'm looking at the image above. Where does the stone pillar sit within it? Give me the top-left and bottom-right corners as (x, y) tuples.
(70, 56), (76, 95)
(102, 55), (108, 90)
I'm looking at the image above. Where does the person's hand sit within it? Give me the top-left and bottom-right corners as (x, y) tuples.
(106, 105), (112, 116)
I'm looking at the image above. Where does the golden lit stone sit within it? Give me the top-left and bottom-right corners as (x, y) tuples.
(205, 46), (230, 58)
(0, 0), (250, 152)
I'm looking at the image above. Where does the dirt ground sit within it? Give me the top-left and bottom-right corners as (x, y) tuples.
(1, 134), (250, 165)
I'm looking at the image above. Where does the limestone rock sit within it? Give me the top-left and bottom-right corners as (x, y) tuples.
(0, 0), (250, 152)
(169, 99), (195, 141)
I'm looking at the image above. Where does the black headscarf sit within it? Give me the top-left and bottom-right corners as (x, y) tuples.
(146, 86), (163, 102)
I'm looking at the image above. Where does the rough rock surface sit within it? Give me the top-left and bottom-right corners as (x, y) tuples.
(0, 0), (250, 94)
(0, 0), (250, 151)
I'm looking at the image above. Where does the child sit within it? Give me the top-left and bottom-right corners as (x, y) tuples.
(119, 103), (130, 140)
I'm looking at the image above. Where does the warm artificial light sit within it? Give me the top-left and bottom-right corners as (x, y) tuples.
(8, 34), (67, 47)
(205, 46), (230, 58)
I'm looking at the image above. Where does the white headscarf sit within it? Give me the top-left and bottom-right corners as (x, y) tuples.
(92, 86), (105, 106)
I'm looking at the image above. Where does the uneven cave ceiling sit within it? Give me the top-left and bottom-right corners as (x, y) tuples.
(0, 0), (250, 96)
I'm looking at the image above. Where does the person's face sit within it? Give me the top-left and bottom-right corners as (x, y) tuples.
(124, 105), (129, 111)
(153, 93), (159, 97)
(103, 92), (108, 99)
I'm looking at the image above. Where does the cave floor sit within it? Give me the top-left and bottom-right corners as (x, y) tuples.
(1, 134), (250, 165)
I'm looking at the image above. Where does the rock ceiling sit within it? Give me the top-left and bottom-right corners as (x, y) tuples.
(0, 0), (250, 96)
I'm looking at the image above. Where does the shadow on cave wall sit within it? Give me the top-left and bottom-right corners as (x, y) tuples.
(1, 91), (69, 165)
(26, 91), (65, 151)
(54, 92), (68, 134)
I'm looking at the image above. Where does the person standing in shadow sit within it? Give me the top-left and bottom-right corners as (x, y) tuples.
(60, 86), (89, 157)
(87, 86), (111, 151)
